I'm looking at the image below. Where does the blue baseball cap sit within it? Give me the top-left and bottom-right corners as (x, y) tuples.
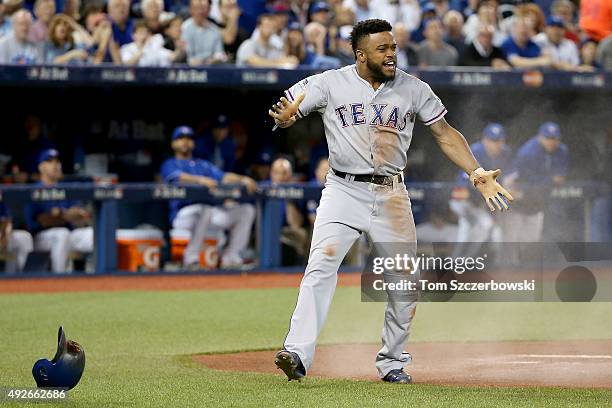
(539, 122), (561, 139)
(212, 115), (229, 128)
(546, 16), (565, 28)
(422, 2), (437, 14)
(38, 148), (60, 165)
(310, 1), (329, 14)
(483, 123), (506, 140)
(172, 126), (194, 140)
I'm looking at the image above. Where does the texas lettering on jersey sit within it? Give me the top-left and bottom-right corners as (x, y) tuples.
(334, 103), (416, 130)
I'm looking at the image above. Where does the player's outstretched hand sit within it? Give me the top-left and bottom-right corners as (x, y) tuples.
(268, 93), (305, 128)
(469, 168), (514, 211)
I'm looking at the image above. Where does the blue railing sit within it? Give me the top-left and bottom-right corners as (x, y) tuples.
(0, 181), (605, 273)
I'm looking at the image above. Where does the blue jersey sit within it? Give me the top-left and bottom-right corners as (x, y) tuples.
(306, 178), (324, 218)
(194, 133), (236, 172)
(160, 157), (225, 222)
(501, 37), (541, 60)
(511, 136), (569, 213)
(24, 182), (80, 233)
(0, 202), (9, 219)
(512, 136), (568, 184)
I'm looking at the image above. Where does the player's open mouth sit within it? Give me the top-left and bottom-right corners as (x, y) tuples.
(383, 61), (396, 70)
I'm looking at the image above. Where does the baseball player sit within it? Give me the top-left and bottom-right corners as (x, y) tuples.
(160, 126), (257, 269)
(268, 19), (513, 384)
(504, 121), (569, 243)
(24, 149), (93, 273)
(449, 123), (513, 258)
(0, 202), (33, 272)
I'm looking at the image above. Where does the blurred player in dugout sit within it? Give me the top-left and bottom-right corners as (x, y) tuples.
(449, 123), (512, 258)
(0, 202), (33, 272)
(161, 126), (257, 269)
(24, 149), (94, 273)
(505, 122), (569, 243)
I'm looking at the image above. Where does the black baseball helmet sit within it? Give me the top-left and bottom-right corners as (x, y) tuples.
(32, 327), (86, 390)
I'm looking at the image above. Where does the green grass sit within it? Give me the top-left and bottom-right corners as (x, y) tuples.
(1, 287), (611, 407)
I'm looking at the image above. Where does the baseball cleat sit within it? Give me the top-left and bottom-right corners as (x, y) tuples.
(274, 350), (306, 382)
(382, 369), (412, 384)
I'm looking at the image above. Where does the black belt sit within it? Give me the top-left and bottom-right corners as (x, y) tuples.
(332, 168), (402, 186)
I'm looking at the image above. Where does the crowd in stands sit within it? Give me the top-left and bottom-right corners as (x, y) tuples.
(0, 0), (611, 70)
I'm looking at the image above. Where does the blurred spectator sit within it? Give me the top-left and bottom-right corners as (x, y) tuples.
(463, 0), (504, 47)
(418, 18), (458, 67)
(344, 0), (372, 22)
(88, 17), (122, 64)
(513, 3), (546, 37)
(162, 15), (187, 62)
(580, 38), (600, 69)
(141, 0), (165, 34)
(0, 203), (33, 273)
(270, 157), (308, 265)
(269, 3), (290, 38)
(411, 2), (437, 43)
(44, 13), (89, 64)
(332, 24), (354, 66)
(596, 35), (612, 71)
(333, 6), (356, 28)
(29, 0), (55, 44)
(1, 0), (24, 31)
(309, 1), (330, 26)
(461, 24), (509, 68)
(504, 122), (568, 243)
(533, 16), (589, 71)
(550, 0), (579, 43)
(62, 14), (94, 48)
(160, 126), (257, 269)
(303, 20), (342, 68)
(285, 22), (312, 65)
(213, 0), (246, 60)
(394, 21), (418, 68)
(0, 9), (42, 64)
(249, 148), (273, 181)
(25, 149), (93, 273)
(443, 10), (465, 60)
(501, 17), (552, 69)
(0, 2), (11, 38)
(120, 19), (173, 65)
(236, 13), (297, 67)
(62, 0), (80, 20)
(194, 115), (236, 171)
(579, 0), (612, 42)
(289, 0), (309, 27)
(182, 0), (226, 65)
(108, 0), (134, 47)
(11, 115), (55, 177)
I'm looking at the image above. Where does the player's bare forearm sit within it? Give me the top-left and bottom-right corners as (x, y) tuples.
(429, 118), (480, 175)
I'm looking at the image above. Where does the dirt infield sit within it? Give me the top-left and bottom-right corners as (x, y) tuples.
(195, 340), (612, 388)
(0, 272), (360, 293)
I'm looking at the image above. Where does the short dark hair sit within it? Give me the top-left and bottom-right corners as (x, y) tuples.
(350, 19), (393, 56)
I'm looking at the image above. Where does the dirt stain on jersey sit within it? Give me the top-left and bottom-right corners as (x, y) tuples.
(372, 125), (402, 171)
(323, 244), (337, 258)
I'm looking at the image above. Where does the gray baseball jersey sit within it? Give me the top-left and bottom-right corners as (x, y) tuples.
(281, 64), (446, 379)
(285, 64), (447, 176)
